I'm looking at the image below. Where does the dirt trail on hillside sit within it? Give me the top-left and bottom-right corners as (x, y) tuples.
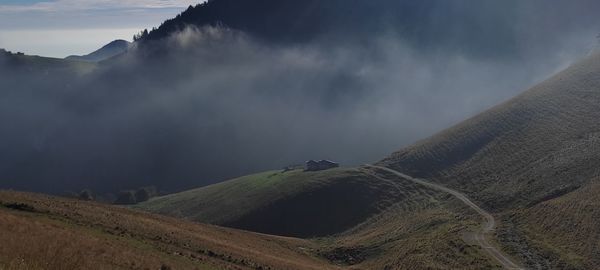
(367, 165), (523, 270)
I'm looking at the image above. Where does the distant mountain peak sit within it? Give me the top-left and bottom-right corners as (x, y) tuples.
(66, 39), (131, 62)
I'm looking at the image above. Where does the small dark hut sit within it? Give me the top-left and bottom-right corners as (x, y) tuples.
(305, 160), (339, 171)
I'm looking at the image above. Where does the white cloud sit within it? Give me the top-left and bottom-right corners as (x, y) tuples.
(0, 0), (202, 12)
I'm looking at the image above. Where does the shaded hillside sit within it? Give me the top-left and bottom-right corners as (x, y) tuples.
(138, 166), (503, 269)
(379, 52), (600, 211)
(66, 40), (130, 62)
(0, 191), (337, 270)
(137, 168), (407, 238)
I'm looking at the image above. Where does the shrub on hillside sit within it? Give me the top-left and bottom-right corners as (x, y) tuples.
(135, 186), (157, 203)
(114, 186), (158, 205)
(114, 191), (137, 205)
(78, 189), (94, 201)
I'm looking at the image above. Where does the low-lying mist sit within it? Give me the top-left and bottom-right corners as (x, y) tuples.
(0, 1), (599, 194)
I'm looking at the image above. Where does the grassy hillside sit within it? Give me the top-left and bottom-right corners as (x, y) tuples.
(0, 191), (337, 270)
(1, 169), (504, 270)
(0, 52), (95, 74)
(378, 52), (600, 268)
(379, 52), (600, 210)
(320, 167), (503, 269)
(137, 168), (410, 237)
(497, 178), (600, 269)
(138, 167), (504, 269)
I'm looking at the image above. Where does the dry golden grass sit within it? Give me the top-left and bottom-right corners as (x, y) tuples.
(0, 191), (339, 270)
(329, 203), (499, 270)
(320, 167), (500, 270)
(495, 179), (600, 270)
(0, 165), (504, 270)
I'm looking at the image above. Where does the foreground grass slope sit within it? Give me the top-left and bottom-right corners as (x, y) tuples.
(379, 52), (600, 268)
(0, 169), (502, 270)
(0, 191), (337, 270)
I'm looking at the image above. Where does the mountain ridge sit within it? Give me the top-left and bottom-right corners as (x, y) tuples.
(66, 39), (130, 62)
(140, 0), (524, 60)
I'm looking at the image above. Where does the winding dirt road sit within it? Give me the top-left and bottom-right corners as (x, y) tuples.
(367, 165), (523, 270)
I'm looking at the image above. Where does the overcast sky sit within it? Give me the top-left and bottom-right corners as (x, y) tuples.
(0, 0), (202, 57)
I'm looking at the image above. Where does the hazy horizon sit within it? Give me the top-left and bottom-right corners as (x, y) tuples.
(0, 0), (201, 57)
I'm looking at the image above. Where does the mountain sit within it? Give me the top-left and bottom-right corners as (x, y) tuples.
(144, 0), (520, 59)
(379, 52), (600, 268)
(66, 40), (130, 62)
(2, 0), (599, 197)
(143, 0), (600, 60)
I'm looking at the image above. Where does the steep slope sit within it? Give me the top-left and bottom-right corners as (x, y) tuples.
(66, 40), (130, 62)
(0, 191), (338, 270)
(380, 52), (600, 210)
(379, 52), (600, 268)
